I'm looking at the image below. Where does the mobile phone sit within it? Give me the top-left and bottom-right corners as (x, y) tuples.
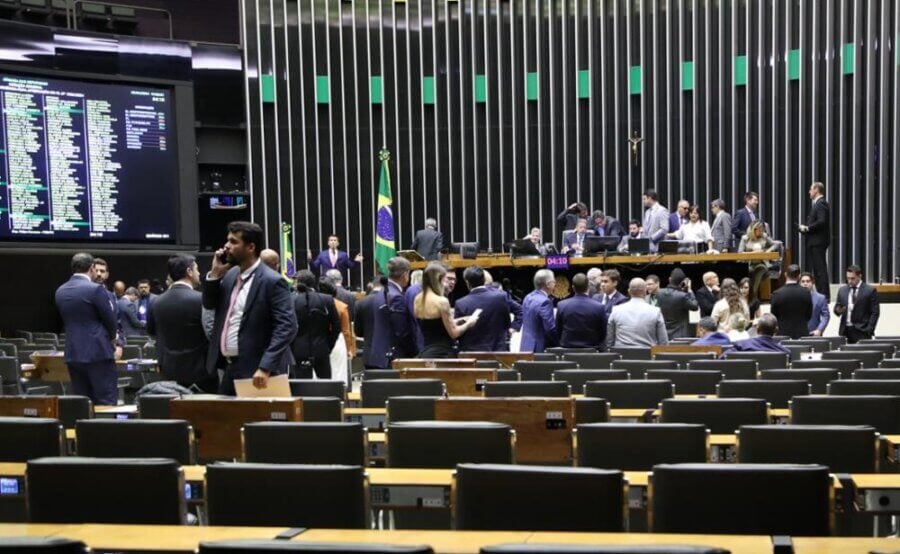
(217, 251), (229, 264)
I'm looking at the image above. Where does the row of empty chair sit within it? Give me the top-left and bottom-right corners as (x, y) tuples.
(11, 456), (836, 535)
(0, 417), (889, 473)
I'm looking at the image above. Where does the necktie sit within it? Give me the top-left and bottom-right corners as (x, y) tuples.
(851, 286), (858, 305)
(602, 295), (609, 305)
(577, 234), (584, 247)
(749, 210), (756, 222)
(220, 275), (246, 356)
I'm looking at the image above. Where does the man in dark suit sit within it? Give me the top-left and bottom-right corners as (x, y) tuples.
(520, 269), (558, 353)
(657, 268), (699, 340)
(668, 199), (690, 234)
(557, 202), (588, 231)
(562, 219), (594, 255)
(55, 252), (118, 405)
(590, 211), (624, 238)
(730, 314), (791, 354)
(692, 317), (733, 350)
(799, 182), (831, 299)
(117, 288), (145, 337)
(353, 279), (383, 369)
(592, 269), (628, 313)
(455, 266), (518, 352)
(369, 257), (418, 368)
(411, 218), (444, 261)
(291, 270), (341, 379)
(834, 264), (880, 343)
(731, 191), (760, 243)
(308, 234), (363, 285)
(325, 269), (356, 318)
(556, 273), (608, 350)
(204, 221), (298, 395)
(695, 271), (720, 318)
(135, 279), (157, 327)
(147, 255), (218, 393)
(769, 264), (813, 339)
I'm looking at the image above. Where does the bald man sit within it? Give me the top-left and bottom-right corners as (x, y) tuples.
(260, 249), (280, 272)
(605, 277), (668, 348)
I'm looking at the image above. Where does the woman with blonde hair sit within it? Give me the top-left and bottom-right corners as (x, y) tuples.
(738, 220), (778, 301)
(711, 278), (750, 330)
(414, 262), (479, 358)
(724, 312), (751, 341)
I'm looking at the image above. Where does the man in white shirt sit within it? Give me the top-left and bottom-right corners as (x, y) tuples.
(204, 221), (297, 395)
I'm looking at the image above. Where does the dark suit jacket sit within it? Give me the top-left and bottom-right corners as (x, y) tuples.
(310, 249), (357, 284)
(556, 294), (608, 350)
(770, 282), (813, 339)
(369, 280), (418, 368)
(455, 287), (515, 352)
(730, 335), (791, 355)
(592, 290), (628, 314)
(335, 286), (356, 318)
(805, 198), (831, 247)
(695, 286), (719, 318)
(55, 275), (116, 365)
(292, 290), (341, 360)
(117, 297), (144, 337)
(731, 207), (757, 241)
(657, 286), (699, 339)
(563, 231), (594, 250)
(834, 282), (880, 336)
(203, 262), (298, 378)
(147, 284), (211, 387)
(411, 228), (444, 261)
(556, 208), (580, 231)
(594, 218), (624, 238)
(354, 291), (380, 367)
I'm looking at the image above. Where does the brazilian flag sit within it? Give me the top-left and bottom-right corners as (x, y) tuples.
(374, 148), (396, 275)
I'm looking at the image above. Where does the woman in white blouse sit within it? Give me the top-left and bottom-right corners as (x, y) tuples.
(667, 205), (712, 249)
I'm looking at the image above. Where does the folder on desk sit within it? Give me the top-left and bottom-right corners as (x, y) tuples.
(234, 374), (292, 398)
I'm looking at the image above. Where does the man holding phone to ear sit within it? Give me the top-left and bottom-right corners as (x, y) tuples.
(204, 221), (297, 395)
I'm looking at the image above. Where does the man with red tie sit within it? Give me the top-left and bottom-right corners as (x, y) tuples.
(308, 234), (364, 286)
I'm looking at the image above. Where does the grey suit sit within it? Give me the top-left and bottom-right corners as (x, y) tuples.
(411, 228), (444, 261)
(606, 298), (669, 349)
(642, 203), (670, 246)
(657, 286), (699, 339)
(710, 210), (733, 251)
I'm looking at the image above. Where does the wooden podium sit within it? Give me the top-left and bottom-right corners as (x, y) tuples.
(434, 397), (575, 464)
(0, 396), (59, 419)
(399, 368), (497, 395)
(31, 353), (71, 384)
(169, 397), (303, 461)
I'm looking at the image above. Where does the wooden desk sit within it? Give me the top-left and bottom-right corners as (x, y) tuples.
(883, 435), (900, 463)
(850, 474), (900, 514)
(793, 537), (900, 553)
(392, 358), (478, 369)
(296, 529), (533, 554)
(400, 368), (496, 395)
(435, 398), (575, 463)
(170, 397), (303, 461)
(414, 251), (781, 270)
(525, 532), (771, 553)
(0, 396), (58, 419)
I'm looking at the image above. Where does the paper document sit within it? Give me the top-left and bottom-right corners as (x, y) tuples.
(234, 373), (292, 398)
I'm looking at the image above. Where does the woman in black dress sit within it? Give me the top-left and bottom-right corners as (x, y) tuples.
(413, 262), (479, 358)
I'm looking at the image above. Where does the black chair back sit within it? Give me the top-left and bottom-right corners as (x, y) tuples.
(297, 397), (344, 422)
(0, 417), (64, 462)
(560, 353), (621, 369)
(652, 352), (716, 367)
(0, 357), (21, 396)
(823, 350), (884, 369)
(877, 359), (900, 369)
(58, 396), (92, 428)
(725, 351), (790, 370)
(781, 339), (832, 353)
(828, 379), (900, 396)
(737, 424), (878, 473)
(855, 368), (900, 379)
(26, 457), (185, 524)
(360, 379), (444, 408)
(583, 380), (674, 409)
(686, 359), (758, 380)
(783, 344), (812, 362)
(759, 369), (839, 395)
(791, 358), (860, 379)
(496, 369), (520, 381)
(0, 537), (87, 553)
(553, 370), (629, 392)
(609, 360), (678, 380)
(483, 381), (570, 398)
(659, 398), (769, 433)
(645, 370), (722, 395)
(790, 395), (900, 433)
(386, 396), (438, 423)
(650, 463), (831, 535)
(386, 421), (514, 468)
(576, 423), (707, 470)
(512, 361), (578, 381)
(199, 541), (433, 553)
(288, 379), (347, 400)
(716, 380), (810, 409)
(362, 370), (401, 380)
(454, 463), (625, 531)
(842, 342), (896, 358)
(574, 398), (611, 424)
(137, 394), (177, 419)
(547, 347), (600, 356)
(205, 463), (367, 528)
(75, 419), (194, 464)
(243, 422), (365, 465)
(609, 347), (652, 361)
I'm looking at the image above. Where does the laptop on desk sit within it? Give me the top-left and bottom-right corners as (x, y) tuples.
(628, 238), (651, 255)
(507, 239), (542, 258)
(583, 235), (621, 256)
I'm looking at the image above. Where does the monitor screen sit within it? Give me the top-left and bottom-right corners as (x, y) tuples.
(0, 71), (179, 243)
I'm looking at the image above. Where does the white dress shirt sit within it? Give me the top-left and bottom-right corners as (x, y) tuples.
(208, 259), (261, 357)
(674, 220), (712, 243)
